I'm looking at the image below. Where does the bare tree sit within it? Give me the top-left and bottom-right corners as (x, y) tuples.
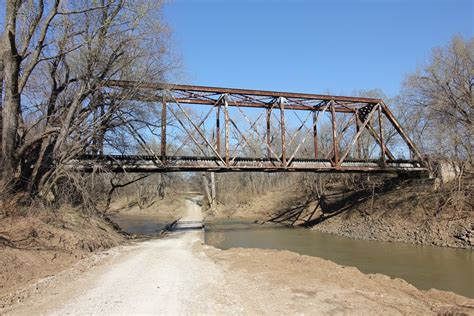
(402, 36), (473, 163)
(0, 0), (176, 201)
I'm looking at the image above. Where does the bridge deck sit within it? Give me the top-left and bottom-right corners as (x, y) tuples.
(71, 155), (426, 174)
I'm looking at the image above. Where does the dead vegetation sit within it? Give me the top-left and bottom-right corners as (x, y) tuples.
(107, 192), (189, 219)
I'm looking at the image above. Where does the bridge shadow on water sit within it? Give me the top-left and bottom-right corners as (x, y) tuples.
(266, 177), (408, 228)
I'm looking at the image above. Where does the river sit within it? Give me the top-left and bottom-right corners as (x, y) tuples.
(112, 215), (473, 298)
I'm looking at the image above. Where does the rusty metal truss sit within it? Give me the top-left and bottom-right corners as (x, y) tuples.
(72, 80), (427, 174)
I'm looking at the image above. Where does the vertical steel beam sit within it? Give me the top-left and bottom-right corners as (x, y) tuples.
(330, 101), (339, 168)
(216, 104), (221, 155)
(279, 98), (286, 165)
(224, 96), (230, 166)
(161, 96), (167, 161)
(378, 105), (386, 163)
(266, 107), (272, 158)
(312, 110), (318, 159)
(355, 114), (361, 159)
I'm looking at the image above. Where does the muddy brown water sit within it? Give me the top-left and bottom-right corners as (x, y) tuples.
(110, 214), (170, 235)
(113, 215), (473, 298)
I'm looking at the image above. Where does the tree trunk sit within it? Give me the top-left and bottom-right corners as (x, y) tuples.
(27, 137), (53, 193)
(1, 0), (21, 183)
(158, 174), (166, 199)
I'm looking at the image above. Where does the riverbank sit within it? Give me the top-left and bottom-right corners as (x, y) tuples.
(209, 177), (473, 249)
(311, 178), (473, 249)
(0, 207), (124, 308)
(0, 193), (190, 308)
(2, 199), (474, 315)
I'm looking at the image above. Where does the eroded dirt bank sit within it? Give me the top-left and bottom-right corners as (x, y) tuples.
(2, 199), (474, 315)
(0, 194), (188, 310)
(310, 178), (473, 249)
(0, 208), (124, 308)
(209, 178), (473, 249)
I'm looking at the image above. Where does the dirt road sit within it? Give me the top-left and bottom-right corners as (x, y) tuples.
(13, 199), (216, 315)
(49, 232), (216, 315)
(5, 198), (473, 315)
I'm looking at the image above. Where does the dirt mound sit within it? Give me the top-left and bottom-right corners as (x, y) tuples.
(0, 208), (124, 306)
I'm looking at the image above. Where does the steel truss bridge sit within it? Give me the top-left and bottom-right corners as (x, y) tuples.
(73, 80), (427, 174)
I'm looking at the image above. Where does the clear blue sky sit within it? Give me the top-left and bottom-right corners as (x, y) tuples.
(164, 0), (473, 97)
